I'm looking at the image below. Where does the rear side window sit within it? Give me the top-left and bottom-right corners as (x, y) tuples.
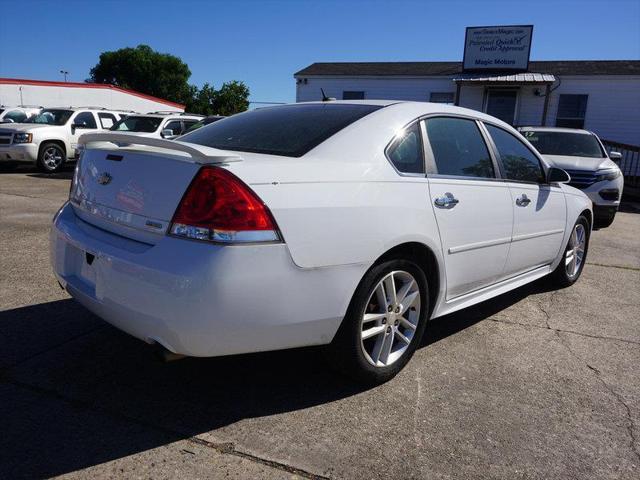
(425, 117), (494, 178)
(98, 113), (117, 129)
(486, 125), (544, 183)
(181, 103), (382, 157)
(387, 123), (424, 174)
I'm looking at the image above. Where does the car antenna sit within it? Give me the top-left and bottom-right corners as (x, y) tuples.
(321, 88), (335, 102)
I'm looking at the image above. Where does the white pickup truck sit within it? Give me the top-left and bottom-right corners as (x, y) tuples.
(0, 107), (130, 172)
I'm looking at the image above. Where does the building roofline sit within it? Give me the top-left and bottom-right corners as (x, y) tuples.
(294, 60), (640, 77)
(0, 77), (185, 109)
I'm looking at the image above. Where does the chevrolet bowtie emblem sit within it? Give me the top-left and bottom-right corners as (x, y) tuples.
(97, 172), (112, 185)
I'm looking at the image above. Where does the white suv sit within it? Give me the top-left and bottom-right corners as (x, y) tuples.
(109, 112), (204, 139)
(0, 107), (130, 173)
(0, 106), (42, 124)
(520, 127), (623, 229)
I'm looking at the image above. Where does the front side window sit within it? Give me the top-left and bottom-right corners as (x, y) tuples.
(26, 109), (73, 126)
(387, 123), (424, 174)
(74, 112), (97, 129)
(425, 117), (494, 178)
(522, 130), (605, 158)
(164, 120), (183, 136)
(556, 94), (588, 129)
(486, 125), (544, 183)
(181, 103), (382, 157)
(111, 116), (163, 133)
(343, 91), (365, 100)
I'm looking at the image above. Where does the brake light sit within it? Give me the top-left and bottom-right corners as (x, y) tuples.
(169, 166), (281, 243)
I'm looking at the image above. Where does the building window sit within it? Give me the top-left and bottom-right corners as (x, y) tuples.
(556, 94), (588, 129)
(343, 91), (365, 100)
(429, 92), (455, 105)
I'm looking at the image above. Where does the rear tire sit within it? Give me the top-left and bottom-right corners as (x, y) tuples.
(324, 259), (429, 385)
(551, 215), (590, 288)
(37, 142), (66, 173)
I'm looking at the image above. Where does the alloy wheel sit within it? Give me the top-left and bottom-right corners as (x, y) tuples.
(360, 270), (421, 367)
(43, 146), (63, 170)
(565, 223), (586, 278)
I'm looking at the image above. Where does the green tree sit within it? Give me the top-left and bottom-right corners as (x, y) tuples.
(89, 44), (250, 116)
(186, 83), (218, 115)
(89, 45), (192, 105)
(211, 81), (250, 116)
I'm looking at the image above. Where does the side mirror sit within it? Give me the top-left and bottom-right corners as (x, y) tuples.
(161, 129), (176, 139)
(72, 122), (87, 132)
(609, 151), (622, 163)
(547, 167), (571, 184)
(1, 118), (14, 123)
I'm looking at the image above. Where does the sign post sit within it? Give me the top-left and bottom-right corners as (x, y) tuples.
(463, 25), (533, 72)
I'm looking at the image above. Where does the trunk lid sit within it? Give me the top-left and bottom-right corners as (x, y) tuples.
(70, 133), (241, 242)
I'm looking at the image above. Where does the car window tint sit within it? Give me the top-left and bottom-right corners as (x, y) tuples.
(387, 123), (424, 174)
(181, 103), (382, 157)
(182, 120), (198, 131)
(4, 110), (27, 123)
(521, 130), (604, 158)
(74, 112), (97, 129)
(486, 125), (544, 183)
(425, 117), (494, 178)
(165, 120), (183, 135)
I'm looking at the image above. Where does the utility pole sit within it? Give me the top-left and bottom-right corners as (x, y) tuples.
(59, 70), (69, 82)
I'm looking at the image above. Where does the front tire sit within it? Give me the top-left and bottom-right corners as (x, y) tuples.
(37, 143), (66, 173)
(551, 215), (590, 288)
(324, 259), (429, 384)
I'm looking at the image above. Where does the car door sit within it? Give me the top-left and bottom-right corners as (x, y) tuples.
(69, 111), (98, 156)
(483, 123), (566, 277)
(424, 116), (513, 300)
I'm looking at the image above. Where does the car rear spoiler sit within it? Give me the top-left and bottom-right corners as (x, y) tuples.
(78, 132), (241, 164)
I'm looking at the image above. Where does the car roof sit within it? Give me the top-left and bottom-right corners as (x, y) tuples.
(293, 100), (514, 126)
(519, 126), (594, 135)
(127, 113), (203, 120)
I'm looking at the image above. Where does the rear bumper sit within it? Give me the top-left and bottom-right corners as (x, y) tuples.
(50, 203), (362, 357)
(0, 144), (38, 163)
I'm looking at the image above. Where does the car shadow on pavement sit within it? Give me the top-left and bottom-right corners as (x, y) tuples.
(0, 277), (554, 478)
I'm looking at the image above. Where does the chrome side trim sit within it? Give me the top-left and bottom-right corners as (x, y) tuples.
(448, 236), (511, 254)
(511, 228), (564, 243)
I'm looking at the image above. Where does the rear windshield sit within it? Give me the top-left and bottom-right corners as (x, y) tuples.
(180, 103), (383, 157)
(523, 131), (605, 158)
(26, 109), (73, 126)
(111, 116), (163, 133)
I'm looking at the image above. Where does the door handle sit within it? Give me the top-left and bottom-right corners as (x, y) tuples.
(516, 194), (531, 207)
(434, 192), (459, 208)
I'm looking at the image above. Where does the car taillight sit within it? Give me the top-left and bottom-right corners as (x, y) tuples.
(169, 166), (281, 243)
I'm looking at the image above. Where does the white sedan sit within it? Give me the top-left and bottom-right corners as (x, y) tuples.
(50, 101), (592, 383)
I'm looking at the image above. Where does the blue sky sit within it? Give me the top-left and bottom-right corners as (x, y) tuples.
(1, 0), (639, 104)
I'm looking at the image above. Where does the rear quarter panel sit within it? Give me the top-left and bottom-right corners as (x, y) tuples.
(253, 178), (443, 269)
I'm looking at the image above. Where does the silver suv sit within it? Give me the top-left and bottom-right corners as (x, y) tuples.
(0, 107), (131, 173)
(109, 112), (204, 139)
(521, 127), (623, 229)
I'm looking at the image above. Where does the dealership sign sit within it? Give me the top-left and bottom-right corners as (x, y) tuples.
(463, 25), (533, 71)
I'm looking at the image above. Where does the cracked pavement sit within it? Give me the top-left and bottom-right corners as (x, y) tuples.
(1, 168), (639, 479)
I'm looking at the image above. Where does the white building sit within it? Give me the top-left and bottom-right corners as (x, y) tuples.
(294, 60), (640, 146)
(0, 77), (184, 113)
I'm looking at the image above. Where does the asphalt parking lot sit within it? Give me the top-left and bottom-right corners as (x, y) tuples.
(1, 165), (639, 479)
